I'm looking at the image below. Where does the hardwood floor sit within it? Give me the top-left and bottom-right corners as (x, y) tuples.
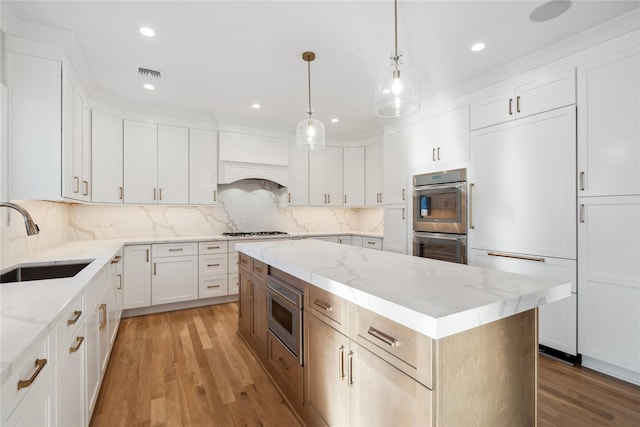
(91, 303), (640, 427)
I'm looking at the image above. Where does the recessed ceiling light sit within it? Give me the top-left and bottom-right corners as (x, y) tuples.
(471, 42), (486, 52)
(143, 83), (155, 90)
(139, 27), (155, 37)
(252, 103), (261, 109)
(331, 118), (339, 123)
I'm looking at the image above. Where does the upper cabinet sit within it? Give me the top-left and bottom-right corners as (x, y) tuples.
(92, 110), (123, 204)
(287, 143), (309, 206)
(365, 142), (383, 206)
(577, 46), (640, 197)
(189, 129), (218, 205)
(470, 69), (575, 130)
(343, 147), (365, 207)
(309, 146), (343, 206)
(383, 131), (407, 205)
(157, 125), (189, 204)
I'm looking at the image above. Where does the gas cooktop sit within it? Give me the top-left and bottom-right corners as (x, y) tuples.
(222, 231), (289, 237)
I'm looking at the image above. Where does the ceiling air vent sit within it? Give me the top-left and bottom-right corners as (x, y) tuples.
(138, 67), (163, 80)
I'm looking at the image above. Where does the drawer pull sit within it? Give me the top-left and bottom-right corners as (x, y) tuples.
(339, 345), (345, 380)
(368, 327), (400, 347)
(348, 351), (354, 387)
(313, 299), (333, 312)
(241, 259), (248, 264)
(83, 180), (89, 196)
(17, 358), (47, 390)
(99, 304), (107, 330)
(117, 274), (122, 290)
(207, 246), (220, 250)
(487, 252), (545, 263)
(168, 248), (184, 252)
(254, 266), (264, 273)
(277, 357), (289, 371)
(366, 241), (375, 245)
(207, 263), (221, 267)
(67, 310), (82, 326)
(69, 336), (85, 353)
(207, 284), (221, 289)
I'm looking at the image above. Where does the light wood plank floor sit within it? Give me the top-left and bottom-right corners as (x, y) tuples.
(91, 303), (640, 427)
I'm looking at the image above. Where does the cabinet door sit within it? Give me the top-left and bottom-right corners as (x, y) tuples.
(123, 245), (151, 309)
(578, 196), (640, 374)
(57, 324), (86, 427)
(251, 277), (268, 353)
(157, 125), (189, 204)
(82, 102), (92, 200)
(469, 106), (576, 259)
(152, 256), (198, 305)
(435, 105), (470, 164)
(308, 148), (326, 206)
(578, 47), (640, 197)
(383, 131), (407, 205)
(85, 302), (100, 419)
(349, 343), (432, 427)
(287, 142), (309, 205)
(365, 142), (383, 206)
(91, 110), (123, 203)
(343, 147), (365, 206)
(325, 146), (343, 206)
(304, 312), (350, 426)
(238, 268), (252, 339)
(189, 128), (218, 204)
(383, 205), (407, 254)
(62, 74), (77, 200)
(469, 89), (514, 130)
(5, 369), (56, 427)
(123, 120), (157, 204)
(515, 68), (575, 120)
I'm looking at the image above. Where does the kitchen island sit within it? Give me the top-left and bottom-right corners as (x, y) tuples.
(236, 239), (571, 426)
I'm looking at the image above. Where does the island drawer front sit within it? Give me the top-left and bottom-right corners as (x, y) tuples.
(199, 253), (228, 275)
(305, 284), (349, 335)
(362, 237), (382, 250)
(1, 330), (53, 422)
(252, 259), (268, 281)
(350, 305), (433, 388)
(228, 252), (239, 274)
(199, 241), (228, 254)
(238, 253), (251, 272)
(199, 274), (228, 299)
(56, 293), (85, 347)
(152, 242), (198, 258)
(268, 332), (303, 403)
(228, 273), (239, 295)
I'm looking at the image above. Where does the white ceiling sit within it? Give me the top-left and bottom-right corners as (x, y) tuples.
(4, 1), (639, 136)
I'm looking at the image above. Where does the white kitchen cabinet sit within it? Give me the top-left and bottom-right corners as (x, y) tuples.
(470, 68), (575, 130)
(157, 125), (189, 204)
(199, 251), (229, 298)
(310, 235), (339, 243)
(4, 367), (56, 427)
(189, 128), (218, 204)
(407, 105), (469, 169)
(123, 120), (157, 204)
(91, 110), (123, 203)
(362, 237), (383, 251)
(287, 142), (309, 205)
(365, 142), (383, 206)
(383, 205), (407, 254)
(469, 106), (576, 260)
(108, 250), (124, 346)
(309, 146), (343, 206)
(84, 295), (100, 419)
(383, 131), (407, 205)
(337, 235), (352, 245)
(343, 147), (365, 206)
(469, 249), (577, 355)
(577, 46), (639, 197)
(151, 243), (199, 305)
(123, 245), (152, 309)
(57, 323), (86, 427)
(578, 196), (640, 383)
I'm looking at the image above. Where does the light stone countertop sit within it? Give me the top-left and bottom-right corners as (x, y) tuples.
(236, 239), (571, 340)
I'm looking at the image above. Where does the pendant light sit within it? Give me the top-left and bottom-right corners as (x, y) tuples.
(374, 0), (420, 117)
(296, 51), (325, 150)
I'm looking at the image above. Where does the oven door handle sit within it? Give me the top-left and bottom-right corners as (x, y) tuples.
(414, 232), (466, 242)
(414, 183), (465, 193)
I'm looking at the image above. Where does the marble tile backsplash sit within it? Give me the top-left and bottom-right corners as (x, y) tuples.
(1, 180), (383, 266)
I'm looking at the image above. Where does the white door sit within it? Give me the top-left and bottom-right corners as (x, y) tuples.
(152, 256), (199, 305)
(62, 74), (77, 200)
(325, 146), (343, 206)
(515, 68), (575, 120)
(287, 142), (309, 205)
(57, 324), (86, 427)
(383, 131), (407, 205)
(578, 196), (640, 375)
(365, 142), (383, 206)
(189, 128), (218, 204)
(469, 89), (514, 130)
(123, 120), (157, 204)
(435, 105), (470, 164)
(73, 91), (88, 200)
(91, 110), (123, 203)
(85, 302), (100, 419)
(469, 106), (576, 259)
(578, 46), (640, 197)
(343, 146), (365, 206)
(123, 245), (152, 309)
(309, 148), (327, 206)
(383, 205), (407, 254)
(157, 125), (189, 204)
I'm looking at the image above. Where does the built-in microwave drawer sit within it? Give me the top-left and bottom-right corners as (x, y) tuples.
(198, 241), (228, 254)
(153, 242), (198, 258)
(350, 305), (433, 389)
(305, 284), (349, 335)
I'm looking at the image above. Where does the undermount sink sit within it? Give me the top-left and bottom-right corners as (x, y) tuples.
(0, 260), (94, 284)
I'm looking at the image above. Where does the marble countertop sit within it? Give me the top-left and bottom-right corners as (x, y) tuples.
(236, 239), (571, 340)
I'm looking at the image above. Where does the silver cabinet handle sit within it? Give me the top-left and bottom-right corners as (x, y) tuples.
(509, 98), (513, 115)
(516, 95), (521, 113)
(288, 193), (291, 203)
(69, 336), (85, 353)
(432, 148), (436, 162)
(153, 188), (157, 200)
(437, 147), (441, 161)
(207, 263), (220, 267)
(469, 183), (475, 229)
(339, 345), (345, 380)
(402, 188), (405, 201)
(348, 351), (354, 387)
(207, 246), (220, 250)
(344, 194), (347, 204)
(153, 262), (157, 275)
(367, 326), (400, 347)
(146, 249), (150, 262)
(328, 194), (331, 204)
(213, 190), (217, 202)
(579, 171), (585, 191)
(168, 248), (183, 252)
(580, 204), (585, 223)
(74, 176), (80, 194)
(83, 180), (89, 196)
(487, 252), (545, 263)
(402, 207), (405, 220)
(119, 186), (123, 200)
(313, 299), (333, 312)
(159, 188), (162, 201)
(117, 274), (122, 290)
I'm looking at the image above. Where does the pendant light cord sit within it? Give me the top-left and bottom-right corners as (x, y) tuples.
(307, 60), (312, 117)
(394, 0), (398, 62)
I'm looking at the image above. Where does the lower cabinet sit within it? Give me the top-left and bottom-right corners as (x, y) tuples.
(123, 244), (151, 309)
(238, 253), (269, 362)
(383, 204), (407, 254)
(4, 367), (56, 427)
(151, 243), (198, 305)
(57, 324), (86, 427)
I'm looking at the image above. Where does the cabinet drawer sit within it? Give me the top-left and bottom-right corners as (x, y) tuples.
(238, 253), (251, 272)
(228, 252), (239, 274)
(228, 273), (239, 295)
(199, 241), (228, 254)
(305, 284), (349, 335)
(152, 242), (198, 257)
(199, 253), (228, 275)
(252, 259), (268, 281)
(56, 294), (84, 347)
(1, 331), (53, 422)
(350, 305), (433, 388)
(362, 237), (382, 250)
(268, 332), (303, 403)
(199, 274), (228, 299)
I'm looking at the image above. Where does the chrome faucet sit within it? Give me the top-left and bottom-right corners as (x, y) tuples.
(0, 202), (40, 236)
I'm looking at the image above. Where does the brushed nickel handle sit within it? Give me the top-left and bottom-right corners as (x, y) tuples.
(516, 95), (521, 113)
(402, 207), (405, 220)
(366, 241), (375, 245)
(83, 180), (89, 196)
(67, 310), (82, 326)
(377, 193), (380, 203)
(432, 148), (436, 162)
(168, 248), (183, 252)
(207, 284), (221, 289)
(348, 351), (354, 387)
(17, 358), (47, 391)
(117, 274), (122, 290)
(339, 346), (345, 380)
(509, 98), (513, 115)
(328, 194), (331, 204)
(324, 194), (327, 204)
(368, 326), (400, 347)
(153, 262), (157, 275)
(379, 193), (383, 203)
(207, 263), (220, 267)
(288, 193), (291, 203)
(159, 188), (162, 201)
(146, 249), (150, 262)
(119, 186), (123, 200)
(99, 304), (107, 330)
(579, 171), (585, 191)
(344, 194), (347, 204)
(69, 336), (85, 353)
(74, 176), (80, 194)
(402, 188), (405, 201)
(313, 299), (333, 312)
(580, 204), (585, 223)
(437, 147), (441, 161)
(207, 245), (220, 250)
(487, 252), (545, 263)
(277, 357), (289, 371)
(469, 183), (475, 229)
(213, 190), (217, 202)
(153, 188), (156, 201)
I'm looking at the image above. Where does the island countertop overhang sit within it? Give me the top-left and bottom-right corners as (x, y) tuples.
(235, 239), (572, 339)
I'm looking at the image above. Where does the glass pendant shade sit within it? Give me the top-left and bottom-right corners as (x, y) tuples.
(375, 64), (420, 118)
(296, 115), (325, 150)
